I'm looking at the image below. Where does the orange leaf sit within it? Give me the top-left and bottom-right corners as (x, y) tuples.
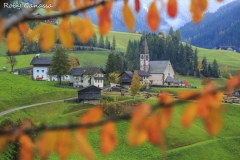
(145, 114), (164, 146)
(40, 24), (55, 52)
(44, 0), (54, 13)
(19, 134), (33, 160)
(159, 107), (173, 130)
(197, 97), (209, 118)
(58, 18), (74, 49)
(0, 19), (4, 42)
(204, 108), (222, 136)
(98, 6), (111, 35)
(96, 5), (103, 18)
(158, 92), (173, 106)
(100, 122), (118, 155)
(56, 130), (73, 159)
(76, 133), (95, 160)
(7, 27), (21, 54)
(79, 106), (103, 135)
(147, 1), (160, 31)
(181, 103), (197, 128)
(0, 135), (8, 152)
(83, 18), (94, 40)
(190, 0), (208, 23)
(127, 103), (151, 146)
(122, 2), (135, 31)
(36, 131), (58, 159)
(167, 0), (178, 18)
(178, 91), (199, 100)
(18, 23), (29, 36)
(55, 0), (72, 12)
(74, 0), (82, 9)
(135, 0), (140, 13)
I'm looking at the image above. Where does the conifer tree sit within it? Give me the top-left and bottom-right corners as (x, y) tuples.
(98, 36), (104, 48)
(105, 51), (116, 74)
(130, 71), (141, 96)
(212, 59), (219, 78)
(112, 35), (116, 50)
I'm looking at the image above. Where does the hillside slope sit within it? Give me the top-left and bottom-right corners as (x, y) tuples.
(180, 0), (240, 51)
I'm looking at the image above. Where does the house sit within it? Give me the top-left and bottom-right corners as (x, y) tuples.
(139, 37), (175, 86)
(69, 67), (106, 88)
(216, 46), (236, 52)
(30, 54), (68, 81)
(119, 70), (151, 86)
(77, 85), (102, 104)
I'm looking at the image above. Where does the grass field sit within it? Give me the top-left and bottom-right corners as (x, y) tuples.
(1, 98), (240, 160)
(0, 73), (76, 112)
(0, 50), (110, 70)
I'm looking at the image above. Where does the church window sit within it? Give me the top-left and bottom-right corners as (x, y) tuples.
(141, 55), (144, 59)
(146, 55), (148, 60)
(168, 73), (170, 76)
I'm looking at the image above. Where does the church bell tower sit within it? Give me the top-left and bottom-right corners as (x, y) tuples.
(140, 36), (150, 72)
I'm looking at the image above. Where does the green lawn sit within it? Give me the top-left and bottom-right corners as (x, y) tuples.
(0, 73), (76, 112)
(1, 97), (240, 160)
(0, 50), (110, 70)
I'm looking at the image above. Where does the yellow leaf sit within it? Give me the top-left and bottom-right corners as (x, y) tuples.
(36, 131), (58, 159)
(58, 18), (74, 49)
(18, 22), (29, 36)
(7, 27), (21, 54)
(147, 1), (160, 31)
(76, 133), (95, 160)
(19, 134), (34, 160)
(181, 103), (197, 128)
(127, 123), (148, 146)
(122, 3), (135, 31)
(83, 18), (94, 39)
(40, 24), (55, 52)
(101, 122), (118, 155)
(28, 24), (44, 42)
(204, 108), (222, 136)
(56, 130), (73, 160)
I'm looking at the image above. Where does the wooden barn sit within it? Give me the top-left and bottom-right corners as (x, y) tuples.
(77, 85), (102, 104)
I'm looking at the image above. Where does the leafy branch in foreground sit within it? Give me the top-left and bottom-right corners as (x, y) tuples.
(0, 72), (240, 160)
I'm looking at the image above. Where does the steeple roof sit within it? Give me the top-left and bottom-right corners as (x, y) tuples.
(140, 36), (149, 55)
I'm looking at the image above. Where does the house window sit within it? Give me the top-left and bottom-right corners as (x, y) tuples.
(168, 73), (170, 76)
(81, 80), (83, 83)
(95, 80), (97, 83)
(42, 70), (44, 73)
(88, 80), (90, 83)
(37, 70), (39, 73)
(98, 80), (99, 83)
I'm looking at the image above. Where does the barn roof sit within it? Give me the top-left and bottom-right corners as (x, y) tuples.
(77, 85), (102, 92)
(30, 56), (52, 65)
(148, 61), (170, 74)
(165, 76), (174, 83)
(69, 67), (106, 76)
(135, 70), (151, 77)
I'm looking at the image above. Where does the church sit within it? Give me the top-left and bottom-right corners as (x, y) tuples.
(139, 37), (175, 86)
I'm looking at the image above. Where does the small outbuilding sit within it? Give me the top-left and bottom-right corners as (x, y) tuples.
(77, 85), (102, 104)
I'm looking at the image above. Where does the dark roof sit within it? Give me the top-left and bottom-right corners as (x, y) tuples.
(77, 85), (102, 92)
(135, 70), (151, 77)
(119, 71), (133, 78)
(140, 36), (150, 55)
(149, 61), (170, 74)
(174, 79), (183, 84)
(165, 76), (174, 83)
(69, 67), (105, 76)
(30, 56), (52, 65)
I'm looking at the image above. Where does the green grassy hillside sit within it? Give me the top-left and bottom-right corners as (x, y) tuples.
(0, 73), (76, 112)
(1, 99), (240, 160)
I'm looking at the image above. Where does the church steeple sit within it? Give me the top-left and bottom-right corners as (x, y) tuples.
(140, 36), (150, 72)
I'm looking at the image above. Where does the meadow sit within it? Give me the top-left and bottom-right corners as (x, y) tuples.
(1, 98), (240, 160)
(0, 73), (76, 112)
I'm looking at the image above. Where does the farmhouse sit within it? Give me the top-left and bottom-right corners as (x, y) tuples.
(30, 54), (68, 81)
(119, 70), (151, 86)
(140, 37), (176, 86)
(77, 85), (102, 104)
(69, 67), (106, 88)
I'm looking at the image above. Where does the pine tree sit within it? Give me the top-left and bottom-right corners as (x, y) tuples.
(208, 63), (212, 77)
(130, 71), (141, 96)
(98, 36), (104, 48)
(193, 48), (198, 71)
(115, 54), (123, 73)
(201, 56), (208, 77)
(105, 51), (116, 74)
(92, 34), (97, 47)
(112, 35), (116, 50)
(105, 36), (109, 49)
(212, 59), (219, 78)
(49, 47), (70, 85)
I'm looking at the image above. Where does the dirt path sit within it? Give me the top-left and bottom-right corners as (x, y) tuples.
(0, 97), (77, 117)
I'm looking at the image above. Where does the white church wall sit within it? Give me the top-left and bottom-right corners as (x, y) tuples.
(149, 74), (164, 85)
